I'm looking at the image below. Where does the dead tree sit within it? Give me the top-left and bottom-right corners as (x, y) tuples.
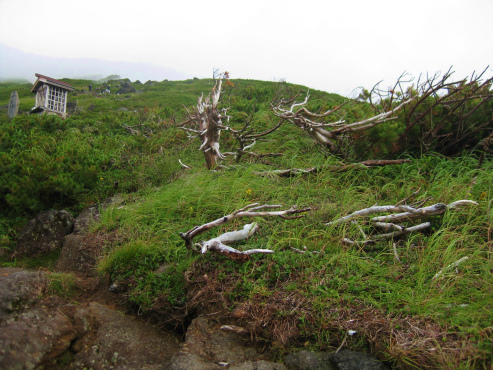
(179, 203), (311, 261)
(179, 72), (284, 168)
(224, 104), (285, 163)
(271, 87), (414, 157)
(389, 67), (493, 156)
(178, 71), (231, 169)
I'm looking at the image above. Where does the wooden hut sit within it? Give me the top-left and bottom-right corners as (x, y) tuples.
(31, 73), (73, 118)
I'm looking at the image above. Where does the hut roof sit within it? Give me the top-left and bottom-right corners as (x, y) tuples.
(31, 73), (74, 92)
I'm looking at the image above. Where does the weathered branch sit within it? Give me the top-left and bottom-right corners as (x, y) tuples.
(271, 83), (414, 157)
(179, 203), (311, 259)
(371, 200), (478, 224)
(255, 159), (411, 177)
(330, 199), (478, 245)
(342, 222), (431, 245)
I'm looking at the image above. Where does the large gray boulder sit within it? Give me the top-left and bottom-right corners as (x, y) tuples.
(15, 210), (74, 258)
(55, 234), (98, 275)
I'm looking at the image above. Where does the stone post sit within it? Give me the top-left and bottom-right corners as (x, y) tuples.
(8, 91), (20, 119)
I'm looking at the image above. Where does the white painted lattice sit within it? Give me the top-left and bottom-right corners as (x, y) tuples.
(46, 86), (66, 112)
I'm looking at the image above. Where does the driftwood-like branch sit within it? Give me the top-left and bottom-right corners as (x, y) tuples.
(330, 200), (478, 245)
(371, 200), (478, 224)
(342, 222), (431, 245)
(179, 203), (311, 259)
(255, 159), (411, 177)
(327, 200), (477, 226)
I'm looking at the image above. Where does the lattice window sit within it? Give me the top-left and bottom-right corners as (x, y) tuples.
(47, 86), (66, 112)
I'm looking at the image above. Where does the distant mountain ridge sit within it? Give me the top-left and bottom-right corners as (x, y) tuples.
(0, 43), (191, 82)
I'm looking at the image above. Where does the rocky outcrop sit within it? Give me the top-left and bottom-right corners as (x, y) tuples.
(0, 268), (180, 370)
(0, 268), (48, 321)
(69, 302), (180, 370)
(169, 315), (286, 370)
(116, 82), (136, 94)
(55, 205), (102, 275)
(15, 210), (74, 258)
(283, 349), (389, 370)
(0, 268), (389, 370)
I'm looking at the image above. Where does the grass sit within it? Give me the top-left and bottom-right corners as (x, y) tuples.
(46, 272), (77, 299)
(90, 155), (493, 369)
(1, 76), (492, 369)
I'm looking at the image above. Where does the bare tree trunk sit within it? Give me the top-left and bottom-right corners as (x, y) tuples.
(179, 73), (229, 169)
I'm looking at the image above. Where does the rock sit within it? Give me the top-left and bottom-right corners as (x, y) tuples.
(55, 234), (97, 275)
(56, 200), (121, 274)
(15, 210), (74, 258)
(8, 91), (20, 119)
(283, 350), (336, 370)
(0, 268), (48, 321)
(0, 270), (75, 369)
(0, 300), (76, 369)
(332, 349), (390, 370)
(283, 349), (389, 370)
(72, 206), (100, 235)
(230, 360), (287, 370)
(0, 268), (181, 370)
(66, 101), (78, 114)
(169, 315), (285, 370)
(116, 82), (136, 94)
(70, 302), (180, 369)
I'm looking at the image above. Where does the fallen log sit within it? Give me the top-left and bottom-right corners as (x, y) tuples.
(179, 203), (311, 260)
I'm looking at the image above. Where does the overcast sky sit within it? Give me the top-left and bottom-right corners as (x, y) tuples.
(0, 0), (492, 96)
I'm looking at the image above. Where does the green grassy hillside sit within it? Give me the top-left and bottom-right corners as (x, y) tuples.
(0, 75), (492, 369)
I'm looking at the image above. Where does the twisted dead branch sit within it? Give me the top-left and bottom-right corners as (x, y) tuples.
(327, 200), (478, 245)
(254, 159), (411, 177)
(179, 203), (311, 260)
(271, 82), (414, 156)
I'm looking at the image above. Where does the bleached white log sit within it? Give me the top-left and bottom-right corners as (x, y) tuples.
(371, 200), (477, 223)
(180, 203), (311, 258)
(326, 205), (419, 226)
(200, 239), (274, 256)
(199, 223), (260, 253)
(342, 222), (431, 245)
(448, 200), (478, 209)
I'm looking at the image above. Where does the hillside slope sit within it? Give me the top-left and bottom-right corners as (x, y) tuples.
(1, 76), (492, 369)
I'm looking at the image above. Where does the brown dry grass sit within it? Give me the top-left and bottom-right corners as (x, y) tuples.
(180, 260), (489, 370)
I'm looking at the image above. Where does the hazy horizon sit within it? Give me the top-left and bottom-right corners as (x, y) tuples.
(1, 0), (492, 96)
